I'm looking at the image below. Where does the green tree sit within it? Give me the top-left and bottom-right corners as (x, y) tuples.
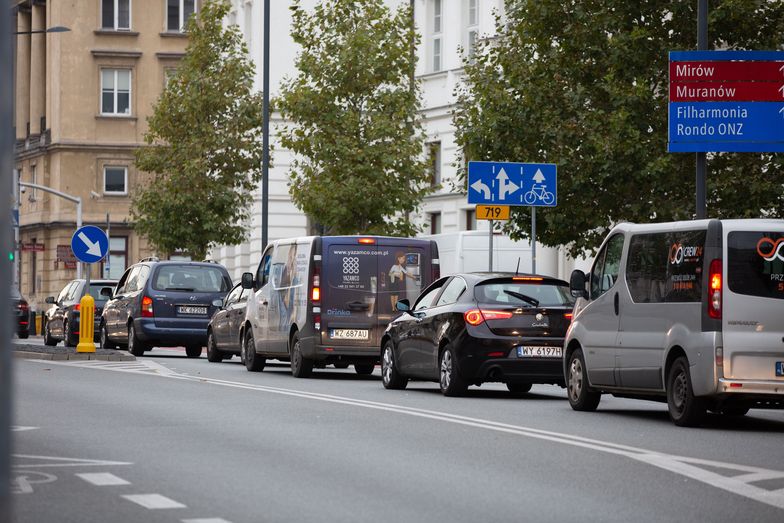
(455, 1), (784, 257)
(133, 0), (263, 259)
(276, 0), (431, 236)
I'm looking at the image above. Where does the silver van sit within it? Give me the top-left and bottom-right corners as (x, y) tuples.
(564, 219), (784, 426)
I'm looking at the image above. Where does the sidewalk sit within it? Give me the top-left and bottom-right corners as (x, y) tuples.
(12, 336), (136, 361)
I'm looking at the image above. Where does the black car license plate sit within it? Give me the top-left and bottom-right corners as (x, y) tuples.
(177, 305), (207, 315)
(777, 362), (783, 377)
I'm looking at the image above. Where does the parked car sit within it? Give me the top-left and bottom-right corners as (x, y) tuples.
(240, 236), (440, 377)
(101, 258), (232, 357)
(564, 219), (784, 427)
(43, 279), (117, 346)
(206, 282), (249, 362)
(11, 288), (30, 339)
(381, 273), (574, 396)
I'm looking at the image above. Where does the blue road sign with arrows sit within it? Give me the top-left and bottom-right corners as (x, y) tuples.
(467, 161), (557, 207)
(71, 225), (109, 264)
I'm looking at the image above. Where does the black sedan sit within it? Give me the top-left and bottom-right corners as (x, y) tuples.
(11, 288), (30, 339)
(380, 273), (574, 396)
(206, 283), (249, 363)
(44, 279), (117, 347)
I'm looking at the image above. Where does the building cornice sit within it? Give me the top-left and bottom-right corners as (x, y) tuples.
(91, 49), (143, 59)
(93, 30), (141, 37)
(156, 52), (185, 60)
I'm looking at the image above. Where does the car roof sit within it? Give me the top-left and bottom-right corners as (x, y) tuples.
(610, 218), (784, 235)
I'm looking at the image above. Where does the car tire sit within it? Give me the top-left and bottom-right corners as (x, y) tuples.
(63, 319), (76, 348)
(244, 330), (265, 372)
(185, 345), (202, 358)
(100, 322), (117, 349)
(206, 331), (225, 363)
(507, 382), (533, 395)
(43, 321), (57, 346)
(127, 323), (148, 357)
(334, 362), (350, 369)
(354, 363), (375, 375)
(18, 331), (29, 339)
(439, 344), (468, 397)
(381, 341), (407, 390)
(289, 332), (313, 378)
(667, 356), (707, 427)
(567, 348), (601, 411)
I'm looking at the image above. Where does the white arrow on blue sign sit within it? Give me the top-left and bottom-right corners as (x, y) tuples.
(467, 161), (557, 206)
(71, 225), (109, 264)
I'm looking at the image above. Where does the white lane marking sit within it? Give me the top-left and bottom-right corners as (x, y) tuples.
(40, 356), (784, 511)
(182, 519), (234, 523)
(122, 494), (187, 510)
(76, 472), (130, 486)
(11, 426), (39, 432)
(12, 471), (58, 494)
(34, 358), (179, 377)
(13, 454), (132, 469)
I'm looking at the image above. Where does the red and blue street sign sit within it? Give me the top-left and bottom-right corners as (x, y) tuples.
(668, 51), (784, 153)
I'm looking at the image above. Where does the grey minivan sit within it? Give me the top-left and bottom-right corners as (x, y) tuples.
(564, 219), (784, 426)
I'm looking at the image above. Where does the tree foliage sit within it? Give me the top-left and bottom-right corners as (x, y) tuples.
(455, 0), (784, 257)
(133, 0), (263, 259)
(276, 0), (431, 236)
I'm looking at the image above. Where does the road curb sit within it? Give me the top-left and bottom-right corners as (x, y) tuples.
(13, 350), (136, 362)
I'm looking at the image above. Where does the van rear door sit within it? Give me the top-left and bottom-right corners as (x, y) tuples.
(723, 228), (784, 382)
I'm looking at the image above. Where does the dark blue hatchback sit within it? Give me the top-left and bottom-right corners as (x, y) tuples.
(100, 258), (232, 357)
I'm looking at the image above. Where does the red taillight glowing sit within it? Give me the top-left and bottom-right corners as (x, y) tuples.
(564, 313), (573, 321)
(730, 382), (743, 388)
(464, 309), (513, 326)
(311, 271), (321, 303)
(141, 296), (154, 317)
(513, 276), (543, 281)
(312, 287), (321, 302)
(18, 302), (29, 312)
(487, 351), (505, 358)
(708, 258), (722, 319)
(74, 303), (81, 311)
(358, 238), (376, 244)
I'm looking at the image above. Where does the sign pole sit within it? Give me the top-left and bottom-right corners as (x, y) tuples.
(488, 220), (493, 271)
(695, 0), (708, 219)
(531, 207), (536, 274)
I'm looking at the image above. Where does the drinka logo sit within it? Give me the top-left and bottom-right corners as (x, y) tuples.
(669, 242), (703, 265)
(757, 237), (784, 262)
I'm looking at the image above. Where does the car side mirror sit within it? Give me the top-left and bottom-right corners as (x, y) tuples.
(395, 299), (411, 313)
(241, 272), (254, 290)
(45, 296), (56, 304)
(212, 299), (223, 308)
(100, 288), (113, 298)
(570, 270), (589, 299)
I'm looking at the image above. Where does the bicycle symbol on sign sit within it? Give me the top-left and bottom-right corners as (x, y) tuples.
(524, 184), (555, 205)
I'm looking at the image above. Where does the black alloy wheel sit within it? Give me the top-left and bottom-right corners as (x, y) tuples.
(244, 329), (265, 372)
(381, 341), (407, 390)
(289, 332), (313, 378)
(439, 344), (468, 397)
(667, 356), (707, 427)
(43, 321), (57, 346)
(566, 348), (601, 411)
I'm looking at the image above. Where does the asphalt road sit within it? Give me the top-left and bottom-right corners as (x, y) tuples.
(11, 342), (784, 523)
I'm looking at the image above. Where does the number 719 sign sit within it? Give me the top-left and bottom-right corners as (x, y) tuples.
(476, 205), (510, 221)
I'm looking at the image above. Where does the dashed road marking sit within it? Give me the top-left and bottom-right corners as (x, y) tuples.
(182, 519), (234, 523)
(11, 426), (39, 432)
(13, 454), (132, 469)
(75, 472), (130, 486)
(122, 493), (187, 510)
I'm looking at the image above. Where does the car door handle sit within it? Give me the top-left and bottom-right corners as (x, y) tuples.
(613, 292), (619, 316)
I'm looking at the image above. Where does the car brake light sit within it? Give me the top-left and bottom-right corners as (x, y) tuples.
(358, 238), (376, 244)
(564, 313), (573, 321)
(311, 270), (321, 303)
(487, 351), (505, 358)
(19, 301), (28, 312)
(464, 309), (513, 326)
(74, 303), (81, 311)
(708, 258), (722, 319)
(141, 296), (154, 317)
(513, 276), (543, 281)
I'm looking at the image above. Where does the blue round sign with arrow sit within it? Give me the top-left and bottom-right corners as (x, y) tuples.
(71, 225), (109, 264)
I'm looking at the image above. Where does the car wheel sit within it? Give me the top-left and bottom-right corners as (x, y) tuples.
(334, 362), (350, 369)
(567, 348), (601, 411)
(439, 345), (468, 397)
(289, 332), (313, 378)
(63, 320), (76, 347)
(381, 341), (407, 390)
(206, 331), (224, 363)
(185, 345), (202, 358)
(667, 356), (706, 427)
(507, 382), (533, 396)
(244, 330), (265, 372)
(43, 321), (57, 346)
(354, 363), (375, 375)
(18, 331), (29, 339)
(100, 322), (117, 349)
(127, 324), (148, 357)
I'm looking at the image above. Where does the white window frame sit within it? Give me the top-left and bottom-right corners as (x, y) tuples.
(431, 0), (443, 72)
(100, 68), (132, 116)
(465, 0), (479, 59)
(103, 166), (128, 195)
(102, 0), (132, 31)
(167, 0), (198, 32)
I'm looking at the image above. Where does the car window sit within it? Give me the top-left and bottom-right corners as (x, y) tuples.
(728, 231), (784, 300)
(591, 233), (624, 300)
(475, 280), (573, 307)
(57, 282), (75, 303)
(137, 266), (151, 291)
(225, 285), (243, 307)
(124, 266), (142, 293)
(65, 282), (83, 302)
(435, 277), (467, 307)
(413, 278), (448, 311)
(257, 248), (273, 287)
(115, 267), (132, 295)
(238, 288), (249, 303)
(89, 283), (115, 303)
(152, 265), (230, 293)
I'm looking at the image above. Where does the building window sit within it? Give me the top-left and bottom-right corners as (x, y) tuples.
(167, 0), (197, 32)
(103, 166), (128, 195)
(102, 0), (131, 30)
(465, 0), (479, 59)
(428, 141), (441, 186)
(104, 237), (128, 280)
(465, 209), (476, 231)
(164, 67), (178, 87)
(101, 69), (131, 115)
(431, 0), (442, 72)
(468, 0), (478, 26)
(429, 212), (442, 235)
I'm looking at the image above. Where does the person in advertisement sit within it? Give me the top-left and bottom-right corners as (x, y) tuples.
(277, 243), (299, 331)
(388, 251), (416, 309)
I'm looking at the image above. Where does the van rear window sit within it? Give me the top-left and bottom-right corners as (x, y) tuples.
(728, 231), (784, 300)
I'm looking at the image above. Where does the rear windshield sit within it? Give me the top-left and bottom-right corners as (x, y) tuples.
(728, 231), (784, 300)
(152, 265), (230, 293)
(475, 280), (574, 307)
(88, 283), (115, 303)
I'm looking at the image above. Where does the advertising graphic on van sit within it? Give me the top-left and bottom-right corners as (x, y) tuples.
(730, 232), (784, 299)
(757, 236), (784, 262)
(271, 242), (311, 335)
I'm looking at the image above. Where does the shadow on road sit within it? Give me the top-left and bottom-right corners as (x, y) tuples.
(597, 408), (784, 432)
(405, 386), (566, 401)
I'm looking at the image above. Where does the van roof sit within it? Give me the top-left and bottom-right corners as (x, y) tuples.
(610, 218), (784, 235)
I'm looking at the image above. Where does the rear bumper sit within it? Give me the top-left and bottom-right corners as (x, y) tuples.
(299, 334), (379, 362)
(717, 378), (784, 396)
(134, 318), (207, 346)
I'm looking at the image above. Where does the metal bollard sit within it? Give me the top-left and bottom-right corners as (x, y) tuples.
(76, 294), (96, 353)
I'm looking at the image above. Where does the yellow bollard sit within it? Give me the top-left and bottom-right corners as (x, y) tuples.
(76, 294), (96, 353)
(35, 314), (42, 335)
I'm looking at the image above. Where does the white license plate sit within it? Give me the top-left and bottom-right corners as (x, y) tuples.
(330, 329), (369, 340)
(517, 346), (562, 358)
(177, 306), (207, 315)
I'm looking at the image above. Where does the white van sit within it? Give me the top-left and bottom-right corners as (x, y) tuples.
(564, 219), (784, 426)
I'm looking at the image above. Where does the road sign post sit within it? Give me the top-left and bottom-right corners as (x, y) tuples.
(71, 226), (110, 353)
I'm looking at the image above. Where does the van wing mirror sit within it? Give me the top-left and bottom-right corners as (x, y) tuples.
(45, 296), (56, 304)
(569, 270), (588, 299)
(395, 299), (411, 313)
(241, 272), (254, 290)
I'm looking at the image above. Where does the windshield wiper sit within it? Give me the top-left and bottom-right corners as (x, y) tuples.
(503, 290), (539, 307)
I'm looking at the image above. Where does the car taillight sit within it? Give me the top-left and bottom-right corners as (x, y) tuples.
(464, 309), (513, 326)
(74, 303), (81, 311)
(564, 313), (573, 321)
(358, 237), (376, 245)
(311, 270), (321, 303)
(314, 313), (321, 331)
(141, 296), (154, 317)
(18, 301), (28, 312)
(708, 258), (722, 319)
